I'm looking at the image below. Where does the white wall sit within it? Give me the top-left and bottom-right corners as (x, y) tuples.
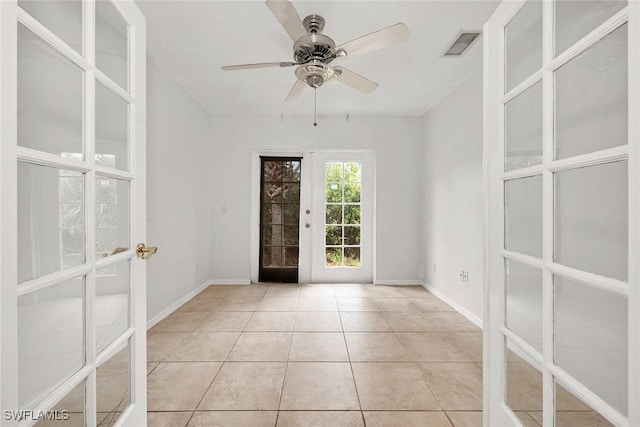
(146, 61), (214, 322)
(422, 66), (484, 322)
(209, 115), (425, 283)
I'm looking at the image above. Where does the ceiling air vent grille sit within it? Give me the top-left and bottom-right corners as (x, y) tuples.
(444, 32), (480, 56)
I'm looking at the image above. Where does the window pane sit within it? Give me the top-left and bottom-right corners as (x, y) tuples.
(344, 184), (361, 203)
(555, 0), (627, 55)
(505, 0), (543, 92)
(34, 380), (85, 426)
(554, 380), (615, 426)
(344, 205), (361, 225)
(96, 260), (130, 354)
(19, 277), (84, 407)
(18, 24), (83, 157)
(326, 247), (343, 267)
(326, 162), (343, 182)
(326, 183), (342, 203)
(96, 82), (129, 171)
(284, 226), (299, 246)
(96, 0), (128, 90)
(326, 205), (342, 225)
(344, 226), (361, 246)
(505, 341), (543, 419)
(283, 183), (300, 202)
(263, 246), (282, 267)
(343, 162), (362, 182)
(264, 183), (283, 203)
(96, 177), (130, 258)
(18, 163), (85, 283)
(97, 342), (130, 424)
(505, 81), (542, 171)
(344, 247), (361, 267)
(283, 204), (300, 225)
(555, 24), (627, 159)
(554, 277), (627, 415)
(504, 176), (542, 258)
(554, 162), (627, 280)
(505, 259), (542, 352)
(18, 0), (82, 53)
(326, 226), (342, 245)
(284, 247), (299, 267)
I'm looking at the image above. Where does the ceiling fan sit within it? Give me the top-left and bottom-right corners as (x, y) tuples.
(221, 0), (410, 102)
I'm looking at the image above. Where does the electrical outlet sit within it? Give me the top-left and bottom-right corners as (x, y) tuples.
(459, 270), (470, 283)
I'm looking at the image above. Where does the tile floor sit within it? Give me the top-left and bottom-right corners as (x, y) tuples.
(145, 284), (610, 427)
(145, 284), (483, 426)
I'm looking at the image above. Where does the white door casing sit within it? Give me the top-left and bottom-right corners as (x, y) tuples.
(250, 150), (375, 284)
(484, 1), (639, 427)
(0, 1), (147, 425)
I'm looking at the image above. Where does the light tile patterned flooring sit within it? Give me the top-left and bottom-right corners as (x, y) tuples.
(146, 284), (484, 426)
(146, 284), (610, 427)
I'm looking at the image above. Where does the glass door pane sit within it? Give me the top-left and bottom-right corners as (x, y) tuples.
(260, 158), (302, 282)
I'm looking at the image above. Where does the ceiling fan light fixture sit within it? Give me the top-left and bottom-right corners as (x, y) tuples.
(295, 62), (335, 88)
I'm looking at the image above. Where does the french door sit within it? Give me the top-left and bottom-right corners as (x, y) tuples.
(484, 1), (639, 427)
(251, 150), (374, 284)
(0, 1), (148, 426)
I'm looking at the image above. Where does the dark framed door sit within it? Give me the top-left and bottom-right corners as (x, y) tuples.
(259, 157), (302, 282)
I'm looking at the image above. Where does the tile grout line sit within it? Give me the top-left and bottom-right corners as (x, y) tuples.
(337, 308), (366, 422)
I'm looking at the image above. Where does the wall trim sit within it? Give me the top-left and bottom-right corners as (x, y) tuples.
(421, 281), (484, 329)
(209, 279), (252, 285)
(146, 280), (211, 330)
(374, 279), (425, 286)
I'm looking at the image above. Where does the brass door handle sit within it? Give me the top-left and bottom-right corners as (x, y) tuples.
(136, 243), (157, 260)
(103, 247), (128, 257)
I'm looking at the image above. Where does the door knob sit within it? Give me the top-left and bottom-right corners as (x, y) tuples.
(136, 243), (158, 260)
(305, 223), (311, 228)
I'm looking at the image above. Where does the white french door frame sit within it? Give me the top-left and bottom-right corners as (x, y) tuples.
(0, 1), (147, 425)
(249, 149), (376, 284)
(484, 1), (640, 427)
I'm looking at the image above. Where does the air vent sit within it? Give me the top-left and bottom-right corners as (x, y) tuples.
(444, 32), (480, 56)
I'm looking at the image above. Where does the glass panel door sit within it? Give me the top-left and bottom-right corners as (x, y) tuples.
(1, 0), (147, 425)
(484, 1), (638, 426)
(259, 157), (302, 283)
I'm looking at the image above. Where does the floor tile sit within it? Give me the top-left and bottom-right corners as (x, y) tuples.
(337, 297), (379, 312)
(300, 286), (335, 297)
(445, 411), (483, 427)
(396, 333), (473, 362)
(147, 362), (221, 411)
(198, 362), (286, 410)
(418, 363), (483, 410)
(506, 361), (542, 411)
(244, 312), (296, 331)
(447, 333), (483, 362)
(177, 295), (218, 312)
(227, 332), (292, 361)
(201, 285), (268, 298)
(195, 311), (252, 332)
(352, 363), (440, 410)
(365, 286), (407, 297)
(257, 297), (299, 311)
(147, 363), (158, 375)
(344, 332), (409, 362)
(166, 332), (240, 362)
(409, 298), (454, 312)
(363, 411), (453, 427)
(276, 411), (363, 427)
(264, 286), (301, 298)
(151, 312), (208, 333)
(333, 286), (370, 297)
(207, 296), (262, 311)
(280, 362), (360, 410)
(555, 411), (613, 427)
(147, 411), (193, 427)
(188, 411), (277, 427)
(340, 312), (392, 332)
(514, 411), (542, 427)
(297, 297), (338, 311)
(294, 311), (342, 331)
(147, 332), (188, 362)
(398, 285), (435, 297)
(289, 332), (349, 361)
(384, 312), (479, 332)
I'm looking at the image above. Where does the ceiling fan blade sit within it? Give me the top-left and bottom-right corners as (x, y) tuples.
(221, 61), (296, 71)
(285, 79), (306, 102)
(265, 0), (308, 42)
(336, 23), (410, 58)
(334, 67), (378, 93)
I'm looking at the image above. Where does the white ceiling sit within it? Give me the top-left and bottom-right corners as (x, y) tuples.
(137, 1), (499, 116)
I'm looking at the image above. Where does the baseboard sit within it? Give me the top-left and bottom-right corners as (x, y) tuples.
(373, 279), (425, 286)
(146, 280), (212, 330)
(209, 279), (252, 285)
(421, 282), (484, 329)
